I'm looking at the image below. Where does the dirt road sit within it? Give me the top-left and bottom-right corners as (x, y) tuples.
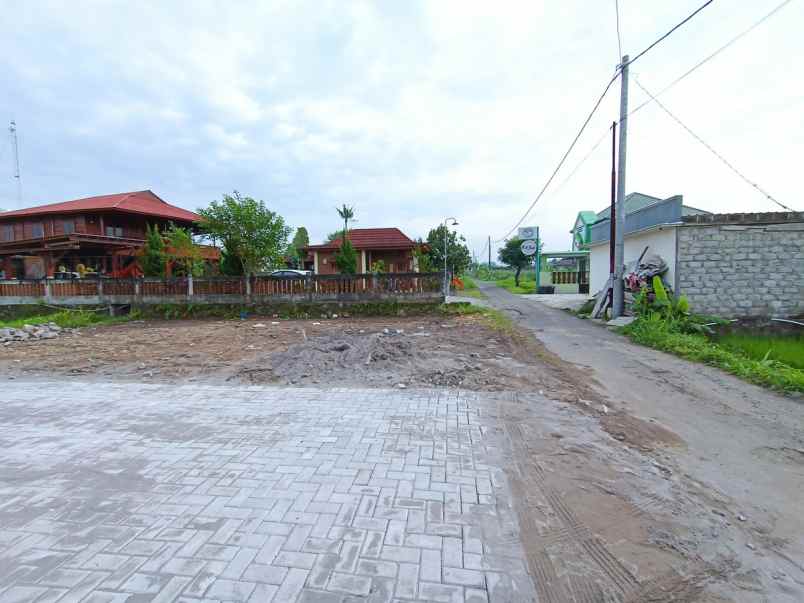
(479, 280), (804, 601)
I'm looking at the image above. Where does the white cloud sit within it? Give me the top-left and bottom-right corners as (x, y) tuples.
(0, 0), (801, 255)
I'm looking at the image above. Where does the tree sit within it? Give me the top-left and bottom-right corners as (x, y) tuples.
(198, 191), (291, 275)
(284, 227), (310, 268)
(424, 225), (471, 276)
(413, 240), (434, 273)
(326, 230), (348, 242)
(335, 239), (358, 274)
(336, 204), (355, 236)
(164, 224), (203, 277)
(333, 205), (357, 274)
(220, 245), (244, 276)
(141, 224), (166, 277)
(498, 238), (533, 286)
(290, 227), (309, 259)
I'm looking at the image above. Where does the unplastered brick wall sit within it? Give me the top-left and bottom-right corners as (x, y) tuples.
(677, 212), (804, 318)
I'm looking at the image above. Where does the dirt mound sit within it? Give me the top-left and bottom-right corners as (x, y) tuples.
(230, 326), (543, 390)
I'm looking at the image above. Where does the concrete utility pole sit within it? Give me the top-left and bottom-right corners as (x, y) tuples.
(612, 55), (629, 318)
(488, 236), (491, 269)
(443, 217), (458, 295)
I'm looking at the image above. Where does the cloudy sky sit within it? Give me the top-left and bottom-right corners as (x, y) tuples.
(1, 0), (801, 257)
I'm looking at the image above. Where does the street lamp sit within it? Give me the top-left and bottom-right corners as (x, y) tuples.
(443, 217), (458, 295)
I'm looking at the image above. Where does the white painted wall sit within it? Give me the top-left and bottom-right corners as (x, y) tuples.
(589, 226), (678, 293)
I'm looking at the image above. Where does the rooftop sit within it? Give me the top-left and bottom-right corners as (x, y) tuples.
(307, 228), (416, 251)
(594, 192), (710, 223)
(0, 190), (201, 223)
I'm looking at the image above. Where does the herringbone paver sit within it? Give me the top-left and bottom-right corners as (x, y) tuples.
(0, 382), (534, 601)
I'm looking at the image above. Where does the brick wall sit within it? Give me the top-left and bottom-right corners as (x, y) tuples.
(677, 214), (804, 318)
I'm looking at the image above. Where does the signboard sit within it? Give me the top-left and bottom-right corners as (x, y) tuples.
(518, 226), (538, 240)
(520, 239), (538, 256)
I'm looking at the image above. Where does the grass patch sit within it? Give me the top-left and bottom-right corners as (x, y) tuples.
(457, 275), (485, 299)
(0, 308), (133, 330)
(496, 274), (536, 294)
(439, 302), (516, 334)
(472, 266), (517, 281)
(137, 301), (448, 321)
(718, 332), (804, 370)
(622, 316), (804, 394)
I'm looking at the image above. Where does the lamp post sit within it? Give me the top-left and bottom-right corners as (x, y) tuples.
(443, 217), (458, 295)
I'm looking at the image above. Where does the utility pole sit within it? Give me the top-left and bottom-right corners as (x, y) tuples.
(9, 120), (21, 204)
(487, 236), (491, 269)
(612, 55), (629, 318)
(608, 121), (617, 307)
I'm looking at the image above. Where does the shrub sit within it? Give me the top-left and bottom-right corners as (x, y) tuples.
(335, 239), (358, 274)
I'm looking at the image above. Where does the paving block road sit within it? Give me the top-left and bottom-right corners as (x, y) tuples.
(0, 381), (535, 602)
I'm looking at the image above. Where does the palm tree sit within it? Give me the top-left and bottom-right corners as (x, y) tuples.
(336, 204), (355, 240)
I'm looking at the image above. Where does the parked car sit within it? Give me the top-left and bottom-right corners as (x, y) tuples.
(269, 269), (311, 278)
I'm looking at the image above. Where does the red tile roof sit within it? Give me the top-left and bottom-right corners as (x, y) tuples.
(307, 228), (416, 251)
(0, 190), (201, 222)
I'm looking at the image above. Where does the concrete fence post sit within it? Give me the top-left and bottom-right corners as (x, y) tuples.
(44, 279), (51, 300)
(134, 279), (141, 299)
(188, 274), (194, 297)
(97, 278), (104, 301)
(245, 276), (252, 301)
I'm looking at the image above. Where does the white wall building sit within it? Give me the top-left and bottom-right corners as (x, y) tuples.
(583, 193), (709, 293)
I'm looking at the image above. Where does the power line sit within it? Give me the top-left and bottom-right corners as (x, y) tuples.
(624, 0), (715, 68)
(494, 72), (620, 242)
(614, 0), (623, 59)
(555, 0), (794, 197)
(630, 0), (794, 118)
(496, 0), (717, 242)
(634, 77), (795, 212)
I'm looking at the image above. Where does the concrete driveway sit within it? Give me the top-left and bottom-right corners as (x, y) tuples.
(0, 381), (533, 602)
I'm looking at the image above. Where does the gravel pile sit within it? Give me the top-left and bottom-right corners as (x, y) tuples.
(0, 322), (66, 345)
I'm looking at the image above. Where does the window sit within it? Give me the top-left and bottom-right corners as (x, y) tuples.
(31, 223), (44, 238)
(1, 225), (12, 242)
(106, 226), (123, 238)
(62, 220), (75, 235)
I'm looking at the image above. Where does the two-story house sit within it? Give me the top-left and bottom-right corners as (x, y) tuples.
(0, 190), (204, 279)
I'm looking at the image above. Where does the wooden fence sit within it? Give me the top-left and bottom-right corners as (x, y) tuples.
(0, 272), (444, 306)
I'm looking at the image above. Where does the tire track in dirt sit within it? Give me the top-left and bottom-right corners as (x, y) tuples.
(621, 562), (729, 602)
(502, 397), (641, 601)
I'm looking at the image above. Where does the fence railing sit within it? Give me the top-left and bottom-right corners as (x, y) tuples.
(0, 272), (444, 305)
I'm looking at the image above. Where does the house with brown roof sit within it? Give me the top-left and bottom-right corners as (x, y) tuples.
(305, 228), (419, 274)
(0, 190), (215, 279)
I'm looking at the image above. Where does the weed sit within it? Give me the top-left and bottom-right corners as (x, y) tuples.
(718, 332), (804, 370)
(0, 308), (131, 330)
(622, 317), (804, 393)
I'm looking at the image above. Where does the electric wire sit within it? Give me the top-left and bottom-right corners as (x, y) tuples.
(552, 0), (794, 202)
(496, 0), (717, 241)
(634, 77), (795, 212)
(629, 0), (794, 118)
(623, 0), (715, 68)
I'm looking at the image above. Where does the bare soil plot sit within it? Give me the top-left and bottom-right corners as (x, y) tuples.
(0, 315), (561, 392)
